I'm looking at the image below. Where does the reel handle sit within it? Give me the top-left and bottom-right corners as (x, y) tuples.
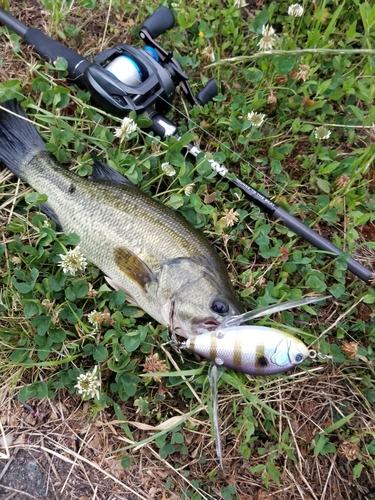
(142, 6), (175, 39)
(196, 79), (222, 106)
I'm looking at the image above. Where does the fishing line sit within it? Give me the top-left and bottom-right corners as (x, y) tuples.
(156, 79), (373, 243)
(125, 68), (375, 280)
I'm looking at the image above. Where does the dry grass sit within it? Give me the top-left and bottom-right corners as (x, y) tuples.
(0, 362), (374, 499)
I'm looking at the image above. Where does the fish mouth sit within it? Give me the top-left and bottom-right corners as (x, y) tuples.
(192, 317), (220, 336)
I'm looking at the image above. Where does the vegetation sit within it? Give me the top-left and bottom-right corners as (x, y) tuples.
(0, 0), (375, 498)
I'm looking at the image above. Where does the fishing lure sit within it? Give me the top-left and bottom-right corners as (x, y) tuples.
(178, 295), (330, 375)
(179, 326), (311, 375)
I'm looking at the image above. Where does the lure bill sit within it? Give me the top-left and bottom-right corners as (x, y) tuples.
(180, 326), (311, 375)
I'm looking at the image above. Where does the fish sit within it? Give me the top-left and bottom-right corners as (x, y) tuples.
(0, 98), (243, 338)
(179, 325), (311, 375)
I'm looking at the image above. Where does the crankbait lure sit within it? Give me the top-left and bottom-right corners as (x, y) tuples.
(178, 295), (331, 375)
(179, 326), (311, 376)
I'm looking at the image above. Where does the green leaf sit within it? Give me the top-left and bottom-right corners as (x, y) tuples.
(353, 463), (364, 479)
(10, 349), (31, 364)
(18, 385), (37, 402)
(324, 412), (355, 434)
(267, 462), (281, 485)
(165, 193), (184, 210)
(54, 57), (68, 71)
(31, 315), (51, 336)
(24, 301), (41, 318)
(316, 177), (331, 193)
(48, 328), (66, 343)
(124, 335), (141, 352)
(93, 345), (108, 362)
(273, 56), (296, 75)
(35, 381), (49, 399)
(160, 443), (175, 459)
(114, 403), (134, 440)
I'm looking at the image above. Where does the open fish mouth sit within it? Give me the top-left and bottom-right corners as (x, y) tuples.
(192, 317), (221, 336)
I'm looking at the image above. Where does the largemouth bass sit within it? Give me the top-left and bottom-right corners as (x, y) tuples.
(0, 99), (243, 338)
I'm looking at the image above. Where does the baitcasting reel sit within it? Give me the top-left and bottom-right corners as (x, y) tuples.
(0, 6), (219, 116)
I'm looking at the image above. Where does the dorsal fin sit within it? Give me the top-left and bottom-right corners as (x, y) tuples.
(89, 153), (134, 186)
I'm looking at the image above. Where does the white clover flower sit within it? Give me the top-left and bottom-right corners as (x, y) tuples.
(201, 45), (215, 63)
(220, 208), (239, 227)
(234, 0), (248, 7)
(183, 183), (195, 196)
(161, 162), (176, 176)
(314, 126), (331, 140)
(88, 310), (100, 328)
(74, 366), (101, 400)
(288, 4), (304, 17)
(257, 24), (276, 51)
(247, 111), (266, 127)
(58, 246), (87, 275)
(114, 117), (137, 141)
(293, 64), (310, 82)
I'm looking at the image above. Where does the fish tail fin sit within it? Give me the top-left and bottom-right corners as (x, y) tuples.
(0, 99), (46, 179)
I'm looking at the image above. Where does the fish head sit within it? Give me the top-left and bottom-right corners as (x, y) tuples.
(169, 271), (243, 339)
(270, 334), (310, 370)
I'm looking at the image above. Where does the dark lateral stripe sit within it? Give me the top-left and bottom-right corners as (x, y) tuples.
(233, 337), (242, 370)
(209, 334), (217, 361)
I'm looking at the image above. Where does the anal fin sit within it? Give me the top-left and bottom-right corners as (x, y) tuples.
(105, 276), (138, 306)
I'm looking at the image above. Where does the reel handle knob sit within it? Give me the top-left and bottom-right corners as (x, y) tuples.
(196, 79), (223, 105)
(142, 6), (174, 39)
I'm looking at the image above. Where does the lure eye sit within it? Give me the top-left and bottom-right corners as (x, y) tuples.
(211, 299), (230, 315)
(295, 353), (304, 363)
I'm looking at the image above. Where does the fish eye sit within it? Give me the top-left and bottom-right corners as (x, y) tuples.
(295, 353), (304, 363)
(211, 299), (230, 315)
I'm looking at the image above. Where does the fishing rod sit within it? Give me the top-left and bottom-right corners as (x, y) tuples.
(0, 6), (373, 284)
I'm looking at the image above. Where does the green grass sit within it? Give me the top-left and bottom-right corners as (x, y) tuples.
(1, 0), (375, 498)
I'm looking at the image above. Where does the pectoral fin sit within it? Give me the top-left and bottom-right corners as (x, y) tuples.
(114, 246), (157, 291)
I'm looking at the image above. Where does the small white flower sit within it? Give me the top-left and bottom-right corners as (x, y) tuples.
(314, 126), (331, 140)
(114, 117), (137, 141)
(247, 111), (266, 127)
(161, 162), (176, 176)
(293, 64), (310, 82)
(58, 246), (87, 275)
(257, 24), (276, 51)
(183, 183), (195, 196)
(201, 45), (215, 63)
(234, 0), (248, 7)
(88, 310), (100, 328)
(220, 208), (239, 227)
(74, 366), (101, 400)
(288, 4), (304, 17)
